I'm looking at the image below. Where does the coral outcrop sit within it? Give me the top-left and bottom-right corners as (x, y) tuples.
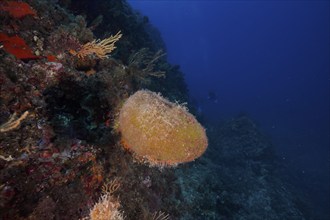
(118, 90), (208, 166)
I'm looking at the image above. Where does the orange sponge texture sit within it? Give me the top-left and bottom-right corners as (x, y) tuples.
(118, 90), (208, 166)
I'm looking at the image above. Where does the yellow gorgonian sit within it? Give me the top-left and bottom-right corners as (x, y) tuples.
(70, 31), (122, 59)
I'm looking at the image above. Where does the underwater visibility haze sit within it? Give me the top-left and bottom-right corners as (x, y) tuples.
(129, 0), (330, 218)
(0, 0), (329, 219)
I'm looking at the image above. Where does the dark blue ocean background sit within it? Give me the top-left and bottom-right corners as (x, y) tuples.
(129, 0), (330, 218)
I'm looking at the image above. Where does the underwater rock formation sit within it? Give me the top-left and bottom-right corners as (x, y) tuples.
(175, 116), (307, 219)
(0, 0), (185, 219)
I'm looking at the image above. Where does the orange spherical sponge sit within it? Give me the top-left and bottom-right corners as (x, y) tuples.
(118, 90), (208, 166)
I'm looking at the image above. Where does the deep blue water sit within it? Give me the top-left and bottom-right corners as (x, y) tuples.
(129, 0), (329, 218)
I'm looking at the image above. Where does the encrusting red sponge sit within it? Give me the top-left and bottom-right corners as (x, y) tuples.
(0, 1), (37, 19)
(0, 33), (40, 60)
